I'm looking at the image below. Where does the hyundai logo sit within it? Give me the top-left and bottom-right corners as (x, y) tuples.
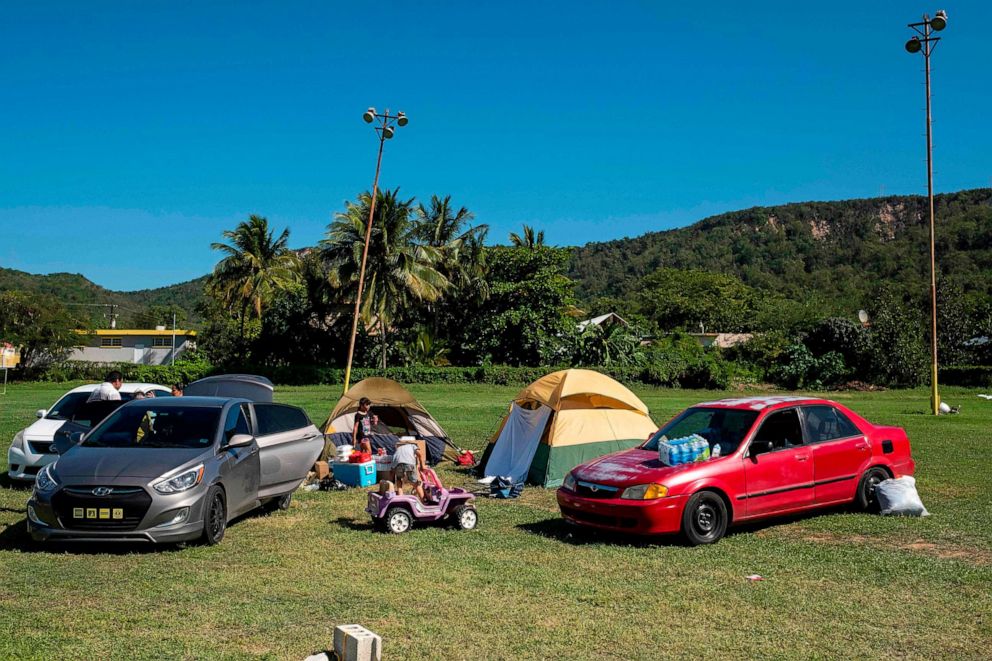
(589, 485), (599, 493)
(91, 487), (112, 497)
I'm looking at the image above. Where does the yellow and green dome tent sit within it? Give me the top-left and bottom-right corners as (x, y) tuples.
(480, 369), (657, 487)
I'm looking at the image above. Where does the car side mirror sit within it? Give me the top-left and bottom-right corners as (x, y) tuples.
(749, 439), (774, 457)
(226, 433), (254, 449)
(36, 409), (47, 419)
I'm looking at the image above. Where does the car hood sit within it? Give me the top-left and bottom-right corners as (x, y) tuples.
(53, 447), (208, 480)
(571, 448), (702, 488)
(22, 418), (66, 441)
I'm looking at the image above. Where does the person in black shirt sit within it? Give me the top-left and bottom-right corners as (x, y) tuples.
(353, 397), (376, 454)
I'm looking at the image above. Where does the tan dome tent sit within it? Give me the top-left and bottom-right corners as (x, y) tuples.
(480, 369), (657, 487)
(322, 377), (453, 465)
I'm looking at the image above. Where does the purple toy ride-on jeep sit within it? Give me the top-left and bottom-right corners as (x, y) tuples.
(367, 468), (478, 534)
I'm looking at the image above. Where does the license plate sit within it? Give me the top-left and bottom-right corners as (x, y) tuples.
(73, 507), (124, 520)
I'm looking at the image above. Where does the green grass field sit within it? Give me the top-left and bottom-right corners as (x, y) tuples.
(1, 382), (990, 660)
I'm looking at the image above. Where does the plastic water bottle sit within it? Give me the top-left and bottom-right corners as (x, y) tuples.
(667, 442), (679, 466)
(711, 443), (721, 459)
(678, 439), (690, 465)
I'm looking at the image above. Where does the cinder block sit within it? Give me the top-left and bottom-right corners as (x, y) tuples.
(333, 624), (382, 661)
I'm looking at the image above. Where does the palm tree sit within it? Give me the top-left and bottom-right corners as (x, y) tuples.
(509, 224), (545, 248)
(413, 194), (489, 307)
(321, 189), (450, 368)
(209, 215), (300, 339)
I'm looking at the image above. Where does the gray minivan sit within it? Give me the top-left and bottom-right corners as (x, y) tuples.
(26, 395), (323, 545)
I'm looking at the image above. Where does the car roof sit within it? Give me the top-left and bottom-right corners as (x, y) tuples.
(123, 395), (248, 408)
(66, 382), (170, 394)
(693, 395), (833, 411)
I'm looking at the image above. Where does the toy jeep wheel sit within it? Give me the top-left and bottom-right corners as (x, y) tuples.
(385, 507), (412, 534)
(453, 505), (478, 530)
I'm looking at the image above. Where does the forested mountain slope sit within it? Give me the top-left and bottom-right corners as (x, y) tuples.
(569, 189), (992, 309)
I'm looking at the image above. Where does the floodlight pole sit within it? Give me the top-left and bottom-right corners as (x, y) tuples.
(342, 108), (408, 395)
(906, 13), (945, 415)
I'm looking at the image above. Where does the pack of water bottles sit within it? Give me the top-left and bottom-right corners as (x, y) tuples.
(658, 433), (711, 467)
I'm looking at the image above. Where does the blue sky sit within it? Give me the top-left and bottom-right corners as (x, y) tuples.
(1, 1), (990, 290)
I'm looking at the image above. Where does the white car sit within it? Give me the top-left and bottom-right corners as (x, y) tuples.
(7, 382), (170, 482)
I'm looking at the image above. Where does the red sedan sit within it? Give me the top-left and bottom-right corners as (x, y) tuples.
(557, 396), (915, 545)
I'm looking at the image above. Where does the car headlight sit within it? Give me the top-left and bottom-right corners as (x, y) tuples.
(620, 483), (668, 500)
(35, 464), (59, 493)
(11, 430), (25, 451)
(562, 472), (577, 491)
(153, 464), (205, 494)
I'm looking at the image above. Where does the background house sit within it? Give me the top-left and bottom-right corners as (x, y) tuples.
(70, 328), (197, 365)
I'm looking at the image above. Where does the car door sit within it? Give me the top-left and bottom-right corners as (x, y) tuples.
(218, 403), (260, 517)
(251, 403), (324, 499)
(742, 407), (814, 517)
(804, 405), (869, 505)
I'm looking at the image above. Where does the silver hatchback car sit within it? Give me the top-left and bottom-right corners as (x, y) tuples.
(26, 396), (323, 545)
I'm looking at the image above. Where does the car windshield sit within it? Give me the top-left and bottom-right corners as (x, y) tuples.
(46, 391), (141, 421)
(82, 405), (221, 449)
(643, 407), (759, 455)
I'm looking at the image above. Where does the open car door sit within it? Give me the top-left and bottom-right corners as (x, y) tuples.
(250, 403), (323, 499)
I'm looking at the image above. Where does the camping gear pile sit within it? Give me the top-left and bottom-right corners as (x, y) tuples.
(322, 378), (466, 465)
(479, 369), (657, 487)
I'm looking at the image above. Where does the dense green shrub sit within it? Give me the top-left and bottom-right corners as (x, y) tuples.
(35, 358), (214, 386)
(939, 365), (992, 388)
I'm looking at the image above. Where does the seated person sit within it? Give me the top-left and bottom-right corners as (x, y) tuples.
(394, 439), (425, 501)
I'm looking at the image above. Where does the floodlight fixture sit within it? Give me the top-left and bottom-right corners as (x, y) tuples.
(905, 37), (922, 53)
(930, 10), (947, 31)
(363, 107), (376, 123)
(396, 111), (408, 127)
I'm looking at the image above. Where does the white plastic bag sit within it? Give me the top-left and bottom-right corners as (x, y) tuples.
(875, 476), (929, 517)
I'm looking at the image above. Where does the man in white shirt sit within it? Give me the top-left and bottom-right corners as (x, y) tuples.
(86, 371), (123, 403)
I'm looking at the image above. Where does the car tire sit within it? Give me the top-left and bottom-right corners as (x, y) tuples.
(856, 466), (891, 513)
(265, 493), (292, 513)
(681, 491), (728, 546)
(200, 486), (227, 546)
(452, 505), (478, 530)
(385, 507), (412, 534)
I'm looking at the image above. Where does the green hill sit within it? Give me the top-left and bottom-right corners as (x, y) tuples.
(0, 268), (208, 327)
(569, 188), (992, 310)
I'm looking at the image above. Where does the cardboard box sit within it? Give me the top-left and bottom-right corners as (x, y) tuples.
(314, 461), (330, 480)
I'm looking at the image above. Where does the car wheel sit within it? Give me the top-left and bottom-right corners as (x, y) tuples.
(856, 467), (890, 513)
(385, 507), (412, 534)
(265, 493), (292, 513)
(452, 505), (478, 530)
(681, 491), (728, 546)
(200, 486), (227, 546)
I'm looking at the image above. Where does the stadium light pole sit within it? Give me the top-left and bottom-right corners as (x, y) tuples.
(905, 10), (947, 416)
(342, 108), (409, 395)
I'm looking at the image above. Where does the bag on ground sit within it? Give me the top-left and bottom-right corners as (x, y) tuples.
(876, 475), (929, 517)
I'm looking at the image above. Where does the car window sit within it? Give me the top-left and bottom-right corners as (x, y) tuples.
(803, 405), (861, 443)
(752, 408), (805, 450)
(645, 407), (759, 456)
(223, 404), (252, 439)
(82, 405), (221, 449)
(253, 404), (311, 436)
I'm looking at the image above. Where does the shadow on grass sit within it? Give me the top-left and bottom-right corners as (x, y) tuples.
(0, 517), (181, 555)
(519, 505), (860, 547)
(517, 518), (681, 548)
(332, 516), (376, 532)
(0, 474), (33, 491)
